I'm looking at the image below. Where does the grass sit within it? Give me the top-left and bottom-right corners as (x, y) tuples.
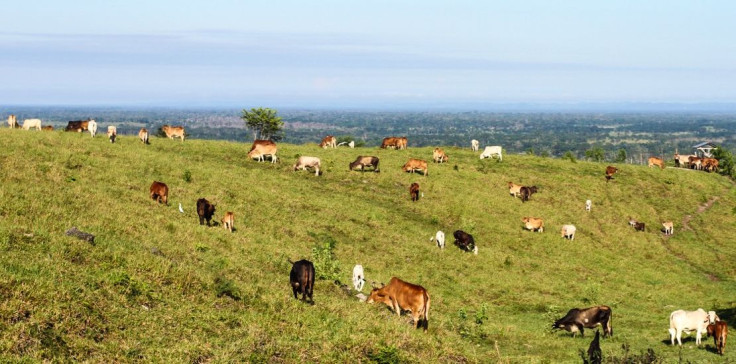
(0, 129), (735, 363)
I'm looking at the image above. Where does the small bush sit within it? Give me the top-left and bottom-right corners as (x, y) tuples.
(563, 151), (577, 163)
(310, 232), (341, 281)
(182, 169), (192, 183)
(214, 276), (241, 301)
(366, 344), (403, 364)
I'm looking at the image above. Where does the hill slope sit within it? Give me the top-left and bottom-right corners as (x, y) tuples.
(0, 129), (734, 363)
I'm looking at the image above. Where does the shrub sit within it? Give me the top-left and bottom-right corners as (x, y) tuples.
(310, 233), (341, 281)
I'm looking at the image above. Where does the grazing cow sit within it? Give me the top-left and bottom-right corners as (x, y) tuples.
(453, 230), (476, 253)
(138, 128), (149, 144)
(508, 182), (523, 198)
(247, 140), (278, 163)
(432, 147), (448, 163)
(162, 125), (185, 141)
(293, 156), (321, 176)
(64, 120), (90, 132)
(520, 186), (538, 202)
(88, 120), (97, 137)
(196, 198), (216, 226)
(367, 277), (430, 331)
(628, 218), (645, 232)
(561, 224), (576, 240)
(41, 125), (54, 131)
(221, 211), (234, 233)
(402, 159), (428, 176)
(479, 146), (503, 161)
(674, 153), (695, 168)
(409, 183), (420, 201)
(703, 158), (719, 173)
(22, 119), (42, 131)
(107, 126), (117, 143)
(586, 199), (592, 212)
(669, 308), (714, 346)
(648, 157), (665, 169)
(553, 305), (613, 338)
(7, 114), (18, 128)
(349, 156), (380, 172)
(471, 139), (479, 152)
(662, 221), (674, 235)
(522, 217), (544, 232)
(319, 135), (337, 149)
(149, 181), (169, 205)
(430, 230), (445, 249)
(707, 320), (728, 355)
(289, 259), (315, 303)
(689, 156), (703, 170)
(605, 166), (618, 182)
(352, 264), (365, 292)
(380, 137), (401, 149)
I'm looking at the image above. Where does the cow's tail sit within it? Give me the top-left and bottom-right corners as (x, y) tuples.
(607, 308), (613, 337)
(423, 291), (430, 331)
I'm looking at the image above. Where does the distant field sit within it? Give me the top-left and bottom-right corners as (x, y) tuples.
(0, 129), (734, 363)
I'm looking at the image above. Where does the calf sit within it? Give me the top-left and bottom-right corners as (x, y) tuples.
(149, 181), (169, 205)
(432, 147), (448, 163)
(707, 320), (728, 355)
(289, 259), (315, 303)
(319, 135), (337, 148)
(585, 199), (592, 212)
(522, 217), (544, 232)
(520, 186), (537, 202)
(196, 198), (216, 226)
(88, 120), (97, 137)
(221, 211), (234, 233)
(367, 277), (430, 331)
(669, 308), (713, 346)
(628, 218), (645, 232)
(662, 221), (674, 235)
(430, 230), (445, 249)
(471, 139), (479, 152)
(561, 224), (576, 240)
(293, 156), (321, 176)
(605, 166), (618, 182)
(8, 114), (18, 128)
(453, 230), (477, 254)
(648, 157), (665, 169)
(410, 183), (420, 201)
(352, 264), (365, 292)
(508, 182), (523, 198)
(553, 305), (612, 337)
(107, 125), (117, 143)
(138, 128), (149, 144)
(349, 156), (380, 172)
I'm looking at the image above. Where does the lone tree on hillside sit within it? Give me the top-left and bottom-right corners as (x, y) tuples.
(241, 107), (284, 141)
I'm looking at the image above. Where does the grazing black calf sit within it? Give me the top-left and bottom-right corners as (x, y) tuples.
(453, 230), (476, 253)
(289, 259), (315, 303)
(553, 305), (613, 338)
(520, 186), (538, 202)
(196, 198), (216, 226)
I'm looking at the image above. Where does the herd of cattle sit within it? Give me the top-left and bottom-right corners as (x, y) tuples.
(6, 116), (729, 356)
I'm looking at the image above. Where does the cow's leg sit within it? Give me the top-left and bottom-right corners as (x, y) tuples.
(677, 330), (682, 346)
(696, 330), (702, 345)
(199, 216), (204, 225)
(669, 328), (676, 345)
(577, 324), (585, 337)
(292, 287), (298, 300)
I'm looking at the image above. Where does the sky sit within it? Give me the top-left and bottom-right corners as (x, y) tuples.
(2, 0), (735, 109)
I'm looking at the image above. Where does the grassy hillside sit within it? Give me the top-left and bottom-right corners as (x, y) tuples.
(0, 129), (734, 363)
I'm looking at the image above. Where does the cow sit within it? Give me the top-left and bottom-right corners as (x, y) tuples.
(247, 140), (278, 163)
(508, 182), (523, 198)
(149, 181), (169, 205)
(430, 230), (445, 249)
(471, 139), (479, 152)
(479, 146), (502, 161)
(397, 137), (408, 150)
(707, 320), (728, 355)
(669, 308), (715, 346)
(561, 224), (576, 240)
(22, 119), (42, 131)
(41, 125), (54, 131)
(402, 159), (428, 176)
(410, 183), (420, 201)
(585, 199), (592, 212)
(432, 148), (448, 163)
(88, 120), (97, 137)
(703, 158), (719, 173)
(522, 217), (544, 232)
(7, 114), (18, 128)
(138, 128), (149, 144)
(196, 198), (216, 226)
(319, 135), (337, 149)
(553, 305), (612, 338)
(289, 259), (315, 303)
(662, 221), (674, 235)
(349, 156), (380, 172)
(605, 166), (618, 182)
(348, 140), (355, 148)
(648, 157), (665, 169)
(352, 264), (365, 292)
(689, 156), (703, 170)
(380, 137), (401, 149)
(221, 211), (234, 233)
(107, 126), (117, 143)
(628, 218), (645, 232)
(520, 186), (537, 202)
(293, 156), (321, 176)
(162, 125), (185, 141)
(453, 230), (477, 254)
(674, 153), (695, 168)
(367, 277), (430, 331)
(64, 120), (90, 132)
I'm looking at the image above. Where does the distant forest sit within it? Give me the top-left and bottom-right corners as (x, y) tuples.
(3, 106), (736, 161)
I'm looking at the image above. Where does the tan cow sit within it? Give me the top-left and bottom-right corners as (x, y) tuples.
(22, 119), (42, 131)
(689, 156), (703, 170)
(402, 159), (428, 176)
(648, 157), (665, 169)
(522, 217), (544, 232)
(7, 114), (18, 128)
(367, 277), (430, 331)
(663, 221), (674, 235)
(138, 128), (149, 144)
(432, 148), (448, 163)
(162, 125), (185, 141)
(107, 125), (117, 143)
(319, 135), (336, 149)
(149, 181), (169, 205)
(674, 153), (695, 168)
(380, 137), (401, 149)
(293, 156), (321, 176)
(397, 137), (408, 150)
(508, 182), (523, 197)
(221, 212), (234, 233)
(247, 140), (278, 163)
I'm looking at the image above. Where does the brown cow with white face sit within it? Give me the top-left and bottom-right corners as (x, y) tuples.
(367, 277), (430, 331)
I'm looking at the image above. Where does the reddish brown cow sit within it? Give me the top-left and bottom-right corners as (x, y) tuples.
(319, 135), (336, 149)
(367, 277), (430, 331)
(149, 181), (169, 205)
(380, 137), (401, 149)
(65, 120), (90, 132)
(247, 140), (278, 162)
(605, 166), (618, 182)
(410, 183), (420, 201)
(707, 320), (728, 355)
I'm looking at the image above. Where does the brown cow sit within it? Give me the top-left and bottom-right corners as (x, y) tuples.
(689, 156), (703, 170)
(149, 181), (169, 205)
(522, 217), (544, 232)
(520, 186), (537, 202)
(349, 156), (380, 172)
(41, 125), (54, 131)
(319, 135), (336, 149)
(162, 125), (185, 141)
(221, 212), (234, 233)
(508, 182), (523, 198)
(247, 140), (278, 163)
(367, 277), (430, 331)
(648, 157), (665, 169)
(380, 137), (401, 149)
(402, 159), (428, 176)
(605, 166), (618, 182)
(432, 147), (448, 163)
(138, 128), (149, 144)
(703, 158), (719, 172)
(553, 305), (613, 338)
(196, 198), (216, 226)
(397, 137), (408, 150)
(707, 320), (728, 355)
(65, 119), (90, 132)
(410, 183), (420, 201)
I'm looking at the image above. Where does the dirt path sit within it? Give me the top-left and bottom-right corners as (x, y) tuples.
(681, 196), (719, 231)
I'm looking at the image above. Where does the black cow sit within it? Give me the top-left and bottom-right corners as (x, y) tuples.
(289, 259), (315, 303)
(520, 186), (538, 202)
(453, 230), (476, 253)
(553, 305), (613, 338)
(64, 119), (90, 132)
(196, 198), (216, 226)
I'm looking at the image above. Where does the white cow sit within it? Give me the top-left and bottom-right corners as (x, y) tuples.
(471, 139), (479, 152)
(292, 156), (321, 176)
(585, 200), (592, 212)
(348, 140), (355, 148)
(479, 146), (502, 161)
(107, 125), (117, 143)
(352, 265), (365, 292)
(430, 230), (445, 249)
(88, 120), (97, 137)
(22, 119), (42, 131)
(561, 225), (576, 240)
(668, 309), (716, 346)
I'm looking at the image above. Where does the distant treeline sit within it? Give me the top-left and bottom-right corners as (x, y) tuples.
(3, 106), (735, 159)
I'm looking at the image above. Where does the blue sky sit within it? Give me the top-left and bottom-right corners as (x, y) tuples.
(2, 0), (735, 108)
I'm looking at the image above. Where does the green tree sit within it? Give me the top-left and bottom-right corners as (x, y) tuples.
(563, 151), (577, 163)
(712, 147), (735, 179)
(615, 148), (627, 163)
(585, 147), (605, 162)
(240, 107), (284, 141)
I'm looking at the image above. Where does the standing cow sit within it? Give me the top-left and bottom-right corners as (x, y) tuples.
(471, 139), (479, 152)
(196, 198), (216, 226)
(648, 157), (665, 169)
(669, 308), (715, 346)
(293, 156), (321, 176)
(707, 320), (728, 355)
(88, 120), (97, 137)
(349, 156), (380, 172)
(289, 259), (315, 303)
(138, 128), (149, 144)
(410, 183), (420, 201)
(367, 277), (430, 331)
(107, 126), (117, 143)
(221, 211), (234, 233)
(149, 181), (169, 205)
(8, 114), (18, 128)
(479, 146), (502, 161)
